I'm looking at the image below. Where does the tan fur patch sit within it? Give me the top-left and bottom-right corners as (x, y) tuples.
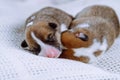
(59, 49), (90, 63)
(93, 50), (102, 57)
(61, 29), (93, 48)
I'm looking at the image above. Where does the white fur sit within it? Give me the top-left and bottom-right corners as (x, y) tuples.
(73, 38), (108, 63)
(26, 21), (33, 27)
(61, 24), (67, 32)
(31, 32), (47, 57)
(31, 32), (62, 58)
(60, 24), (68, 49)
(99, 38), (108, 54)
(26, 16), (35, 27)
(77, 23), (90, 28)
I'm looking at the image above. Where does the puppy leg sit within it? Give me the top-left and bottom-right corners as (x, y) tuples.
(21, 40), (28, 48)
(21, 39), (40, 55)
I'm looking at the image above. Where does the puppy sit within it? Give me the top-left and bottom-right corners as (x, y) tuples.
(21, 7), (73, 58)
(59, 5), (120, 63)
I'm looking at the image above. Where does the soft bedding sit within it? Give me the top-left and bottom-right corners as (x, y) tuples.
(0, 0), (120, 80)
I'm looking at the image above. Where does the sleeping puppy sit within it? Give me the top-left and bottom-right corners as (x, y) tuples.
(21, 7), (73, 57)
(59, 5), (120, 63)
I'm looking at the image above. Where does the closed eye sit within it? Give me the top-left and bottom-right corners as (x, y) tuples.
(46, 33), (56, 42)
(76, 33), (88, 41)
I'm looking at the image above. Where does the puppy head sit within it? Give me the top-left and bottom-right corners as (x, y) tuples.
(31, 32), (62, 58)
(60, 19), (95, 63)
(60, 18), (111, 63)
(61, 27), (93, 49)
(60, 28), (93, 63)
(21, 21), (62, 55)
(33, 22), (58, 42)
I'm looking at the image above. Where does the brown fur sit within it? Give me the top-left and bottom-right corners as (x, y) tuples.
(60, 49), (90, 63)
(61, 30), (92, 48)
(71, 17), (117, 48)
(21, 7), (73, 54)
(94, 50), (102, 57)
(59, 5), (119, 63)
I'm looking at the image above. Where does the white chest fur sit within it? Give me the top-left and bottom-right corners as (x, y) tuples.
(73, 38), (108, 63)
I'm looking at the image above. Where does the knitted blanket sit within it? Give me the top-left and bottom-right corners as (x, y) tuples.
(0, 0), (120, 80)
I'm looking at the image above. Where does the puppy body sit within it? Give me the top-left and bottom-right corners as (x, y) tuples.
(21, 7), (73, 57)
(60, 5), (119, 63)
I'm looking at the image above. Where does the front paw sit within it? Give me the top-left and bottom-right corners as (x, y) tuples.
(21, 40), (28, 48)
(21, 40), (41, 55)
(29, 46), (41, 55)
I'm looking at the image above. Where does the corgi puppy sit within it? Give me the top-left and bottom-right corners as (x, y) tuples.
(59, 5), (120, 63)
(21, 7), (73, 57)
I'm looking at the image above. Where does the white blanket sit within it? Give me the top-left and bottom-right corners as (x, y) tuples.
(0, 0), (120, 80)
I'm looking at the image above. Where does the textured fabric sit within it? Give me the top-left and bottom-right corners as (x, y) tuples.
(0, 0), (120, 80)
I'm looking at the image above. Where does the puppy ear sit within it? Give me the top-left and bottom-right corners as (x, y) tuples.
(69, 20), (78, 29)
(75, 33), (88, 41)
(21, 40), (28, 48)
(48, 23), (57, 29)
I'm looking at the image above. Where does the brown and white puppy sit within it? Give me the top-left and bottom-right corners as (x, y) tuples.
(59, 5), (120, 63)
(21, 7), (73, 58)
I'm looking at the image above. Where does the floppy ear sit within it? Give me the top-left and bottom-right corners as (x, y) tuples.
(75, 32), (89, 41)
(21, 40), (28, 48)
(69, 20), (79, 29)
(48, 22), (57, 29)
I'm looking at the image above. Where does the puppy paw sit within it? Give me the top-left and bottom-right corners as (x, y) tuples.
(21, 40), (28, 48)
